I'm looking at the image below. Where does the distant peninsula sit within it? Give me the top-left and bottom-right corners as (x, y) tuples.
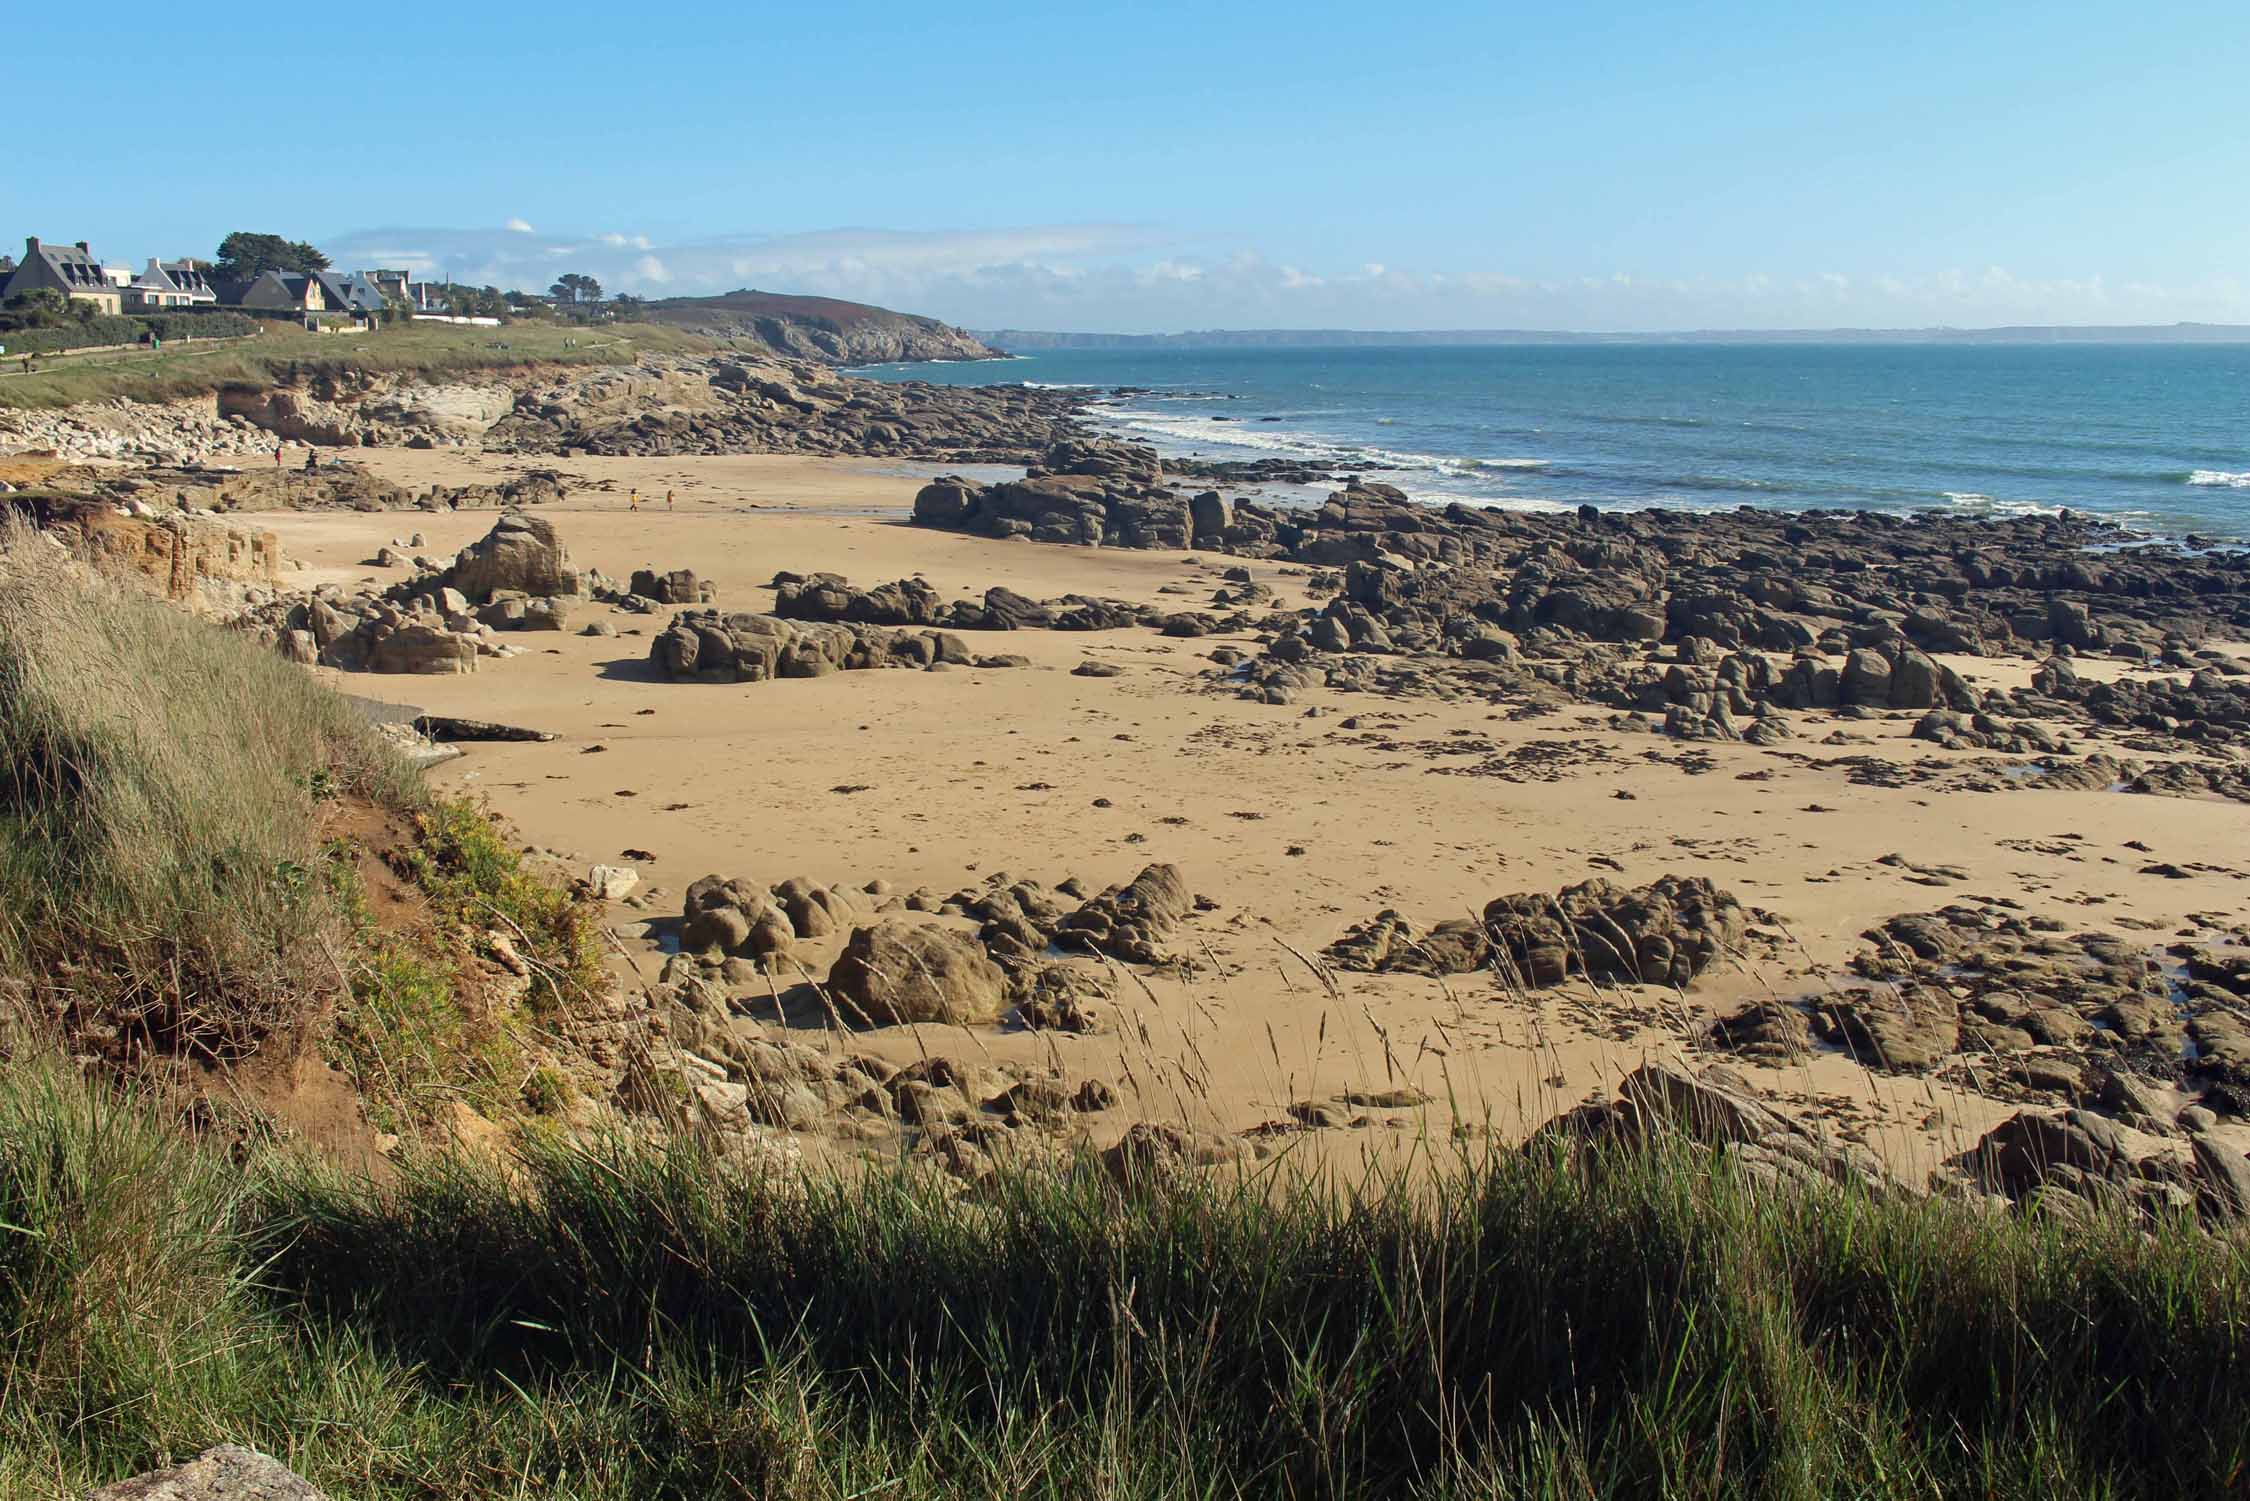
(978, 322), (2250, 350)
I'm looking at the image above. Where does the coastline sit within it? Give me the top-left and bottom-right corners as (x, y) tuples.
(223, 440), (2250, 1184)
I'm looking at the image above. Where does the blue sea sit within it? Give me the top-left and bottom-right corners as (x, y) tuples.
(856, 344), (2250, 541)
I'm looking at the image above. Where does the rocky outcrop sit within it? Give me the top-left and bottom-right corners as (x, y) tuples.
(1053, 864), (1193, 965)
(233, 511), (590, 673)
(648, 607), (977, 682)
(770, 570), (1160, 633)
(827, 921), (1011, 1026)
(482, 354), (1083, 463)
(1467, 879), (1731, 986)
(1327, 875), (1747, 989)
(1944, 1107), (2250, 1228)
(681, 873), (873, 964)
(445, 512), (581, 601)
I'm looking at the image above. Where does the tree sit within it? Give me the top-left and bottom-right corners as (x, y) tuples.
(213, 232), (330, 280)
(611, 292), (645, 317)
(548, 273), (604, 305)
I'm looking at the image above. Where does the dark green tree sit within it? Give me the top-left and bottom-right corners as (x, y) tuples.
(547, 273), (604, 305)
(213, 232), (331, 280)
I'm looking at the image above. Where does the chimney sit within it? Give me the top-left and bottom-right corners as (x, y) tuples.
(25, 237), (37, 256)
(75, 241), (90, 254)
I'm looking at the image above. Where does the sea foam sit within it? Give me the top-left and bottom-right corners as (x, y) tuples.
(2186, 469), (2250, 489)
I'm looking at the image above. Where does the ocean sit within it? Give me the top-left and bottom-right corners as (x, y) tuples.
(855, 343), (2250, 541)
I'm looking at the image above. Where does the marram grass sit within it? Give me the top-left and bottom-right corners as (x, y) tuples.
(0, 1060), (2243, 1499)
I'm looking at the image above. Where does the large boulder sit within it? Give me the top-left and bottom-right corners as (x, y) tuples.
(826, 921), (1010, 1026)
(446, 511), (581, 602)
(365, 621), (477, 674)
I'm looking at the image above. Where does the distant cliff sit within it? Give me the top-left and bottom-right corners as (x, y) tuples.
(636, 290), (1002, 364)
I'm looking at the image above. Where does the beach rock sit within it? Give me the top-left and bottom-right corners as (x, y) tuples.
(587, 864), (639, 902)
(1818, 985), (1960, 1071)
(1325, 910), (1490, 975)
(827, 921), (1010, 1026)
(1053, 863), (1192, 964)
(366, 621), (477, 674)
(1482, 875), (1745, 989)
(628, 567), (715, 605)
(86, 1445), (328, 1501)
(1530, 1064), (1892, 1194)
(445, 511), (581, 601)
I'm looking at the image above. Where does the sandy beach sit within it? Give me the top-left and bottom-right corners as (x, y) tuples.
(235, 448), (2250, 1179)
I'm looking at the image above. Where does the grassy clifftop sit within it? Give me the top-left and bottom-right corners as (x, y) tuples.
(0, 320), (718, 412)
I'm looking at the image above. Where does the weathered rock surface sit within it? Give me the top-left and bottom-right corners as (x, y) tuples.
(1486, 876), (1747, 989)
(446, 512), (581, 601)
(1531, 1063), (1895, 1194)
(86, 1445), (327, 1501)
(827, 921), (1011, 1026)
(771, 570), (1162, 633)
(648, 608), (974, 682)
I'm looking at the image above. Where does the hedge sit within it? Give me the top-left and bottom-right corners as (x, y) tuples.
(0, 311), (261, 356)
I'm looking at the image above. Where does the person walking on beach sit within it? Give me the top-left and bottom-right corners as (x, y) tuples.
(629, 488), (638, 511)
(274, 443), (284, 468)
(666, 489), (674, 511)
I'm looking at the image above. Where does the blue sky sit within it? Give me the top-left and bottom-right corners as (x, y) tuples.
(9, 0), (2248, 331)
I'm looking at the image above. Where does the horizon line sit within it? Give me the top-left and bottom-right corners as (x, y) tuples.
(967, 320), (2250, 344)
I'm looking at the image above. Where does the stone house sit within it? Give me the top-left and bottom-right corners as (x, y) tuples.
(213, 271), (329, 312)
(313, 269), (388, 316)
(125, 258), (218, 309)
(2, 237), (124, 315)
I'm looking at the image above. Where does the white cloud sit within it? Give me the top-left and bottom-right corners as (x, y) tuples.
(315, 222), (2250, 331)
(504, 217), (535, 234)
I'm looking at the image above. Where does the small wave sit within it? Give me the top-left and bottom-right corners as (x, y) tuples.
(1099, 410), (1552, 483)
(2186, 469), (2250, 489)
(1409, 489), (1577, 515)
(1936, 492), (2065, 519)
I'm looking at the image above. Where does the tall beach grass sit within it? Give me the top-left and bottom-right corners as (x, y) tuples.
(0, 1059), (2243, 1499)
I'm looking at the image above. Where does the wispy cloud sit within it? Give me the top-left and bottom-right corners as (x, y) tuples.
(316, 223), (2250, 332)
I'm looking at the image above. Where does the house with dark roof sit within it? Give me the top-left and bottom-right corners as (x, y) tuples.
(213, 271), (329, 313)
(125, 258), (218, 309)
(3, 237), (124, 315)
(314, 270), (388, 316)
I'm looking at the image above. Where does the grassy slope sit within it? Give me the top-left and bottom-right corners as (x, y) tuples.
(0, 525), (604, 1118)
(0, 320), (717, 412)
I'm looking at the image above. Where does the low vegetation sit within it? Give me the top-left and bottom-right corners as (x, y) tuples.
(0, 521), (597, 1105)
(0, 1064), (2241, 1499)
(0, 526), (411, 1055)
(0, 319), (716, 412)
